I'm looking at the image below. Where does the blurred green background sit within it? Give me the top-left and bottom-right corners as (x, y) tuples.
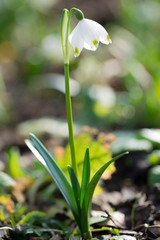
(0, 0), (160, 131)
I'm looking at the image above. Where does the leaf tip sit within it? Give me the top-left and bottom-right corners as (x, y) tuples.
(67, 165), (71, 171)
(29, 133), (35, 139)
(86, 147), (90, 155)
(63, 8), (69, 13)
(29, 133), (39, 143)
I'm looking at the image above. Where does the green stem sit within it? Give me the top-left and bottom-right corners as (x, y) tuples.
(62, 8), (77, 175)
(73, 229), (92, 239)
(64, 63), (77, 175)
(82, 230), (92, 239)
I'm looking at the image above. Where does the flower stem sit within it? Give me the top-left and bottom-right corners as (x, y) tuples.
(61, 8), (77, 175)
(64, 63), (77, 175)
(82, 230), (92, 239)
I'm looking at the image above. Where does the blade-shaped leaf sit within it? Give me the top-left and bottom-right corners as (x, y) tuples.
(25, 139), (49, 171)
(81, 152), (128, 234)
(67, 166), (81, 211)
(80, 148), (90, 207)
(27, 133), (79, 225)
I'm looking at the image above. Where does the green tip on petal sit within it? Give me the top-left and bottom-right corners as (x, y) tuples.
(107, 35), (111, 41)
(93, 40), (98, 46)
(74, 47), (79, 56)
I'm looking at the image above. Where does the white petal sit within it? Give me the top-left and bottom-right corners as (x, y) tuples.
(88, 19), (112, 45)
(69, 22), (84, 57)
(69, 18), (111, 57)
(79, 19), (99, 51)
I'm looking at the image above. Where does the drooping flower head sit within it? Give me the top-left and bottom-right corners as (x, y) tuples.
(69, 18), (112, 57)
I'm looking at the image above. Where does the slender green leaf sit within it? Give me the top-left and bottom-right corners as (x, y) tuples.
(10, 214), (16, 228)
(67, 166), (81, 211)
(131, 194), (141, 228)
(28, 134), (79, 225)
(91, 226), (119, 235)
(18, 211), (46, 225)
(7, 147), (25, 178)
(81, 152), (128, 234)
(80, 148), (90, 207)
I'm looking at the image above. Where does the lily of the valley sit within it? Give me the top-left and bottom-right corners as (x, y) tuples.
(69, 18), (112, 57)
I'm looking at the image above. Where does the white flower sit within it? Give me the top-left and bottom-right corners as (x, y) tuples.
(69, 18), (112, 57)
